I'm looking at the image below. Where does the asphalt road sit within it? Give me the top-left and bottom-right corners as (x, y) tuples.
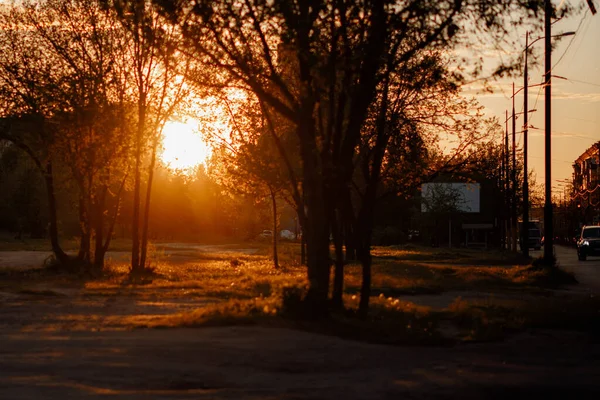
(553, 245), (600, 293)
(0, 327), (598, 400)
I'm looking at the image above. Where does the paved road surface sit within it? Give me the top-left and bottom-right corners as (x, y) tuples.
(0, 327), (598, 400)
(554, 245), (600, 293)
(0, 244), (258, 270)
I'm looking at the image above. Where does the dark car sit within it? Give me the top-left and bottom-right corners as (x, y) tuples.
(576, 225), (600, 261)
(521, 228), (542, 251)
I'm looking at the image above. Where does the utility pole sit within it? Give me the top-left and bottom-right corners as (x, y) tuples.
(512, 83), (518, 253)
(504, 110), (511, 250)
(544, 0), (554, 264)
(500, 134), (506, 250)
(523, 31), (530, 258)
(520, 26), (574, 258)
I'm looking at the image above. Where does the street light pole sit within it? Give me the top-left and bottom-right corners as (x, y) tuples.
(544, 0), (554, 264)
(523, 32), (530, 258)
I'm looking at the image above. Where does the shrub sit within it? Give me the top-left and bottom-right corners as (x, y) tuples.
(279, 285), (308, 318)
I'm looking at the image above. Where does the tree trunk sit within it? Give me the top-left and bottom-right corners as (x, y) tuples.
(302, 171), (331, 316)
(77, 194), (91, 265)
(103, 174), (127, 254)
(358, 237), (372, 317)
(269, 187), (279, 268)
(331, 208), (345, 310)
(93, 185), (108, 273)
(43, 162), (69, 265)
(140, 136), (159, 271)
(304, 218), (331, 316)
(356, 201), (375, 317)
(131, 93), (146, 273)
(355, 73), (391, 316)
(301, 232), (306, 266)
(297, 206), (307, 266)
(345, 226), (356, 260)
(341, 189), (356, 260)
(298, 137), (331, 316)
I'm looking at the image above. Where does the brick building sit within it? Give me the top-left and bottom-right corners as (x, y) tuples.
(572, 141), (600, 225)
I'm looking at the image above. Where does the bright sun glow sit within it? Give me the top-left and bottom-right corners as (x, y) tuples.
(160, 120), (211, 173)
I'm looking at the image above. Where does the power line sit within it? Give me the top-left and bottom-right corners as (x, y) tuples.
(569, 11), (593, 62)
(567, 78), (600, 88)
(531, 80), (544, 114)
(553, 10), (589, 69)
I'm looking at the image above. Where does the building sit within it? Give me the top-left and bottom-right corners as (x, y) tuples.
(572, 141), (600, 225)
(420, 181), (504, 248)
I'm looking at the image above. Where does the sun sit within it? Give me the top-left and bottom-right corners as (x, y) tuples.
(160, 120), (211, 173)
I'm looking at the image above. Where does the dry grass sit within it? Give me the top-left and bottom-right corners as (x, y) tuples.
(83, 243), (559, 301)
(89, 252), (308, 301)
(446, 294), (600, 342)
(342, 245), (563, 297)
(0, 241), (586, 344)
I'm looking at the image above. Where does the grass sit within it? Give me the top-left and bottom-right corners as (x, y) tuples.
(0, 240), (590, 344)
(447, 294), (600, 342)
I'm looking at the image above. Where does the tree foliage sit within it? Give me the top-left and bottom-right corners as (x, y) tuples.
(142, 0), (552, 314)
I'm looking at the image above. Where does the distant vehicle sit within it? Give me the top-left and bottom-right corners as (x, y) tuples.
(519, 220), (542, 250)
(280, 230), (295, 240)
(577, 225), (600, 261)
(258, 230), (273, 239)
(258, 230), (297, 241)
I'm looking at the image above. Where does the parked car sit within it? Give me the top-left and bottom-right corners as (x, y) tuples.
(576, 225), (600, 261)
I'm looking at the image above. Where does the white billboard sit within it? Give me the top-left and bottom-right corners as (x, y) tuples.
(421, 183), (480, 213)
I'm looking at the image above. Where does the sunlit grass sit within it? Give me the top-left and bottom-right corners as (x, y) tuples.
(0, 241), (586, 344)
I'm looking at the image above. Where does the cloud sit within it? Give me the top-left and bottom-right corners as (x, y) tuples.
(462, 81), (600, 103)
(551, 89), (600, 103)
(461, 82), (514, 98)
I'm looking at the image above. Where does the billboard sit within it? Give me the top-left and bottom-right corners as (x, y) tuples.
(421, 183), (480, 213)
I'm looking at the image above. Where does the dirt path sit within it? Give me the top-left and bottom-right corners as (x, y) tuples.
(0, 243), (259, 270)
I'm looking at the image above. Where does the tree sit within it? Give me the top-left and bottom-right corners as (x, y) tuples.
(209, 93), (296, 269)
(131, 0), (548, 315)
(334, 48), (500, 312)
(0, 0), (76, 265)
(0, 0), (142, 272)
(105, 0), (192, 275)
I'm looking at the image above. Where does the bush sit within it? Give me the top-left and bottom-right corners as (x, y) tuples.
(279, 285), (308, 317)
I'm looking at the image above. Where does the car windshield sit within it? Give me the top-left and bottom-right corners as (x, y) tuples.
(582, 227), (600, 239)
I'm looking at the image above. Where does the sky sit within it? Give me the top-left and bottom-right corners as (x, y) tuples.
(1, 0), (596, 196)
(469, 1), (600, 197)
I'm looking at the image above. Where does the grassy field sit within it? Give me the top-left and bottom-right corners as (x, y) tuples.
(0, 241), (596, 344)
